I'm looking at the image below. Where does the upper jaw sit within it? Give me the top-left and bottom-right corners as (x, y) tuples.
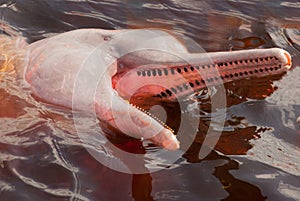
(188, 48), (292, 70)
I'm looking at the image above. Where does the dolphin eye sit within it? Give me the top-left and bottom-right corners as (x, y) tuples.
(103, 36), (111, 41)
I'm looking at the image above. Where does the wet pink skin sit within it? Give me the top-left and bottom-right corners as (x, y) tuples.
(24, 29), (292, 150)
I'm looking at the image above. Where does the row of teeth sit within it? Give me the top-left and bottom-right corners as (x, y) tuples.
(130, 103), (175, 133)
(156, 64), (282, 98)
(136, 56), (278, 77)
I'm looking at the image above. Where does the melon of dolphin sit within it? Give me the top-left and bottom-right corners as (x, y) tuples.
(22, 29), (292, 150)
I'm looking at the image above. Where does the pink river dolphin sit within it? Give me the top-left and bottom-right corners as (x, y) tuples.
(6, 29), (292, 150)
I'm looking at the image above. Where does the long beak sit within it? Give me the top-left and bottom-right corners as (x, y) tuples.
(114, 48), (292, 101)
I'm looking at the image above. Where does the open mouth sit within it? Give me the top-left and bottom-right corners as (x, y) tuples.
(113, 48), (293, 134)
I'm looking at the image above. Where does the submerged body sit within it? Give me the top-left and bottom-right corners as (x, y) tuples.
(9, 29), (292, 150)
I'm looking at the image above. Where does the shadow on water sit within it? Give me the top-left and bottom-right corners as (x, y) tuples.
(0, 0), (300, 201)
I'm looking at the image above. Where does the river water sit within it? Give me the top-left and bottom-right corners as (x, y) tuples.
(0, 0), (300, 201)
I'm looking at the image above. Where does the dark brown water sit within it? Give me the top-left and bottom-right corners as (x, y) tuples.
(0, 0), (300, 201)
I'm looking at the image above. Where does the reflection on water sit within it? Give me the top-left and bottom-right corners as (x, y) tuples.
(0, 0), (300, 201)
